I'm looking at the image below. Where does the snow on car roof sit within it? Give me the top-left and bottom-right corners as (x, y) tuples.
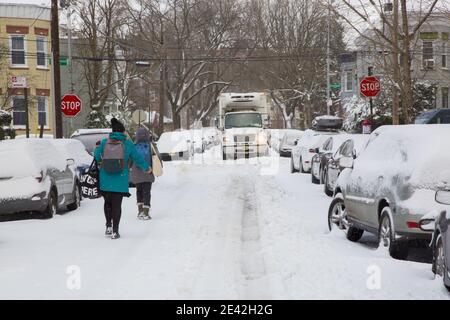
(355, 124), (450, 189)
(0, 139), (67, 178)
(49, 139), (93, 166)
(157, 131), (189, 153)
(71, 128), (112, 137)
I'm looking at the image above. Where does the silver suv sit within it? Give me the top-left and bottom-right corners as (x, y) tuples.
(328, 125), (450, 259)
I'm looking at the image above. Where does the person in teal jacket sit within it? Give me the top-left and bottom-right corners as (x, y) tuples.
(94, 118), (150, 239)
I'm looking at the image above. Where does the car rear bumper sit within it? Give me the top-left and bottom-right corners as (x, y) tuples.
(279, 149), (291, 157)
(160, 151), (189, 161)
(0, 191), (48, 214)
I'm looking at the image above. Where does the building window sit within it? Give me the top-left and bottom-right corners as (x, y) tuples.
(37, 96), (48, 126)
(36, 37), (47, 68)
(12, 97), (26, 126)
(422, 41), (434, 68)
(10, 36), (26, 66)
(345, 71), (353, 91)
(443, 87), (449, 109)
(442, 43), (447, 68)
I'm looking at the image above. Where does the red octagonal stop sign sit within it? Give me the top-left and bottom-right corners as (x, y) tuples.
(61, 94), (82, 117)
(360, 76), (381, 98)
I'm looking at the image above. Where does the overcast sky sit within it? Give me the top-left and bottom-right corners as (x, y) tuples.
(5, 0), (50, 6)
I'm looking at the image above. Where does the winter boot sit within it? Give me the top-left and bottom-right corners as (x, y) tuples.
(105, 226), (113, 237)
(137, 203), (144, 219)
(142, 206), (151, 220)
(111, 232), (121, 239)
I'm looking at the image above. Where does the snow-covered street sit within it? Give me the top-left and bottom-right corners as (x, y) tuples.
(0, 148), (449, 300)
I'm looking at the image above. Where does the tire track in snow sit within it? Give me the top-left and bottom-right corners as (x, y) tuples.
(239, 172), (272, 299)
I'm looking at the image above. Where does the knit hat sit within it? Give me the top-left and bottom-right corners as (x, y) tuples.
(135, 126), (150, 143)
(111, 118), (125, 133)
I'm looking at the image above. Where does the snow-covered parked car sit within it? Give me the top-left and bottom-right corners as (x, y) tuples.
(322, 134), (370, 196)
(310, 133), (352, 184)
(202, 127), (221, 147)
(49, 139), (93, 180)
(279, 129), (303, 157)
(71, 128), (112, 155)
(291, 129), (339, 173)
(419, 189), (450, 292)
(0, 139), (82, 217)
(328, 125), (450, 260)
(157, 131), (194, 161)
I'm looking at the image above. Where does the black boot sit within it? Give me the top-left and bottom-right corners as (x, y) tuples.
(105, 226), (113, 237)
(111, 232), (120, 239)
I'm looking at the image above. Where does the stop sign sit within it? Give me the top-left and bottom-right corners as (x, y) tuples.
(360, 76), (381, 98)
(61, 94), (82, 117)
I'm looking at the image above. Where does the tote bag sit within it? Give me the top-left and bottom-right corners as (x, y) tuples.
(150, 143), (163, 177)
(80, 160), (101, 199)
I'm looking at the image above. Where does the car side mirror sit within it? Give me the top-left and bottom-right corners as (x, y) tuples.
(436, 190), (450, 205)
(66, 158), (75, 166)
(294, 140), (298, 146)
(352, 149), (357, 159)
(419, 218), (435, 232)
(339, 156), (353, 169)
(315, 147), (320, 154)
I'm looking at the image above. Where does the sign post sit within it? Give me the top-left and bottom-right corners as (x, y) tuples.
(11, 76), (29, 138)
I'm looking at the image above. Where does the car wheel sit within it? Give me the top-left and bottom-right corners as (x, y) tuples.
(44, 189), (57, 219)
(328, 194), (348, 231)
(435, 235), (450, 291)
(379, 208), (409, 260)
(346, 226), (364, 242)
(311, 169), (320, 184)
(67, 183), (81, 211)
(323, 171), (333, 197)
(290, 156), (299, 173)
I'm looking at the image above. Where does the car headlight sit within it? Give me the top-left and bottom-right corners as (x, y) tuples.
(257, 135), (267, 145)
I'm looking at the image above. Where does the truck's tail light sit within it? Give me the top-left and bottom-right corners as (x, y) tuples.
(35, 170), (45, 183)
(406, 221), (420, 229)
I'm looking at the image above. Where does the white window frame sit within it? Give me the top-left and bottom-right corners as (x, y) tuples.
(345, 71), (354, 92)
(36, 36), (48, 69)
(11, 96), (27, 128)
(422, 41), (434, 68)
(37, 96), (49, 128)
(9, 35), (27, 68)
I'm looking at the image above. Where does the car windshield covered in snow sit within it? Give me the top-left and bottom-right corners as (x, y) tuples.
(224, 113), (262, 129)
(283, 131), (303, 146)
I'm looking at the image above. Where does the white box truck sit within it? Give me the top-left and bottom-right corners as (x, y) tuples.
(218, 92), (271, 160)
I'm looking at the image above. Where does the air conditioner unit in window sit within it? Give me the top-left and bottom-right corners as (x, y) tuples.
(424, 59), (435, 69)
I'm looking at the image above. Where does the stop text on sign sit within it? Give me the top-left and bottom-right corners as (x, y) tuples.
(61, 101), (81, 111)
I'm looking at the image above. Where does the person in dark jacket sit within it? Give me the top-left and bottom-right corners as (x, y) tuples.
(130, 127), (155, 220)
(94, 118), (150, 239)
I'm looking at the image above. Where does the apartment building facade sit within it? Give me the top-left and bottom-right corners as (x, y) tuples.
(0, 3), (54, 137)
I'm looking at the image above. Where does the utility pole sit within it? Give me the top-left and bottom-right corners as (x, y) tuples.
(158, 20), (166, 136)
(51, 0), (63, 138)
(326, 0), (334, 115)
